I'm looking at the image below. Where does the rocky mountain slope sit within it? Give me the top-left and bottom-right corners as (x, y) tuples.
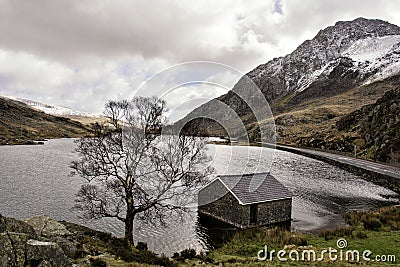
(336, 84), (400, 164)
(0, 96), (91, 145)
(276, 73), (400, 146)
(177, 18), (400, 135)
(176, 18), (400, 164)
(249, 18), (400, 104)
(287, 76), (400, 166)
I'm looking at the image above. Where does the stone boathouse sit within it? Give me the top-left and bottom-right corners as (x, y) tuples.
(198, 173), (293, 229)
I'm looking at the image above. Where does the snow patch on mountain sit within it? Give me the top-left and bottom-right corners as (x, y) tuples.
(296, 35), (400, 91)
(296, 63), (331, 92)
(366, 61), (400, 85)
(177, 18), (400, 133)
(1, 95), (100, 117)
(343, 35), (400, 61)
(341, 35), (400, 84)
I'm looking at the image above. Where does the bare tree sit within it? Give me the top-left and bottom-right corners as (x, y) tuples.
(70, 97), (213, 242)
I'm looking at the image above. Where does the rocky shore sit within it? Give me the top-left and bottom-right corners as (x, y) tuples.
(0, 214), (182, 267)
(0, 214), (130, 267)
(1, 214), (73, 266)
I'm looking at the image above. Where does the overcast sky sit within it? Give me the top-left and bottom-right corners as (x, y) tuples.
(1, 0), (400, 119)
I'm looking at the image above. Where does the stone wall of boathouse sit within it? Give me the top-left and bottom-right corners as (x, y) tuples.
(198, 181), (292, 228)
(199, 184), (250, 228)
(256, 198), (292, 226)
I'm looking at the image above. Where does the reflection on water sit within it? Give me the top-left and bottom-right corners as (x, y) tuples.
(196, 213), (238, 250)
(0, 139), (398, 256)
(196, 213), (292, 251)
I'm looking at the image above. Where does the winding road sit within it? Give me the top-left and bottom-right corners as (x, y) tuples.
(260, 142), (400, 193)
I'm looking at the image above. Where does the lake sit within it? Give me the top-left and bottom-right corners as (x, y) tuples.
(0, 138), (398, 255)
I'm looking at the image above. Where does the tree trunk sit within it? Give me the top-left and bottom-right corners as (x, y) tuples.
(124, 212), (135, 243)
(125, 190), (135, 243)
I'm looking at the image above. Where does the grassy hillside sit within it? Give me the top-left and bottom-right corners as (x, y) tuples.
(273, 74), (400, 138)
(182, 206), (400, 266)
(59, 206), (400, 266)
(0, 96), (92, 145)
(62, 114), (108, 126)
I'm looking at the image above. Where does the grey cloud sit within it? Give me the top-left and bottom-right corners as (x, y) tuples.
(0, 2), (225, 63)
(1, 0), (400, 115)
(1, 0), (400, 68)
(0, 0), (281, 70)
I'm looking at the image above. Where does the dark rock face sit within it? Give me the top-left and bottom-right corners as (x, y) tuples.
(337, 86), (400, 163)
(287, 57), (362, 105)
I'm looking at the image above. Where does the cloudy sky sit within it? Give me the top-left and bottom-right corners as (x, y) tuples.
(1, 0), (400, 119)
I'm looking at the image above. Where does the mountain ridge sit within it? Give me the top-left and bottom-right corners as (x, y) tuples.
(176, 18), (400, 164)
(246, 17), (400, 100)
(179, 18), (400, 119)
(0, 94), (101, 117)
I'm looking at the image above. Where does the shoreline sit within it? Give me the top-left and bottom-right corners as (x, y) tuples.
(262, 142), (400, 194)
(2, 205), (399, 266)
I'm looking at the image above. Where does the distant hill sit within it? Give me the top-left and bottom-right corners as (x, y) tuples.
(0, 96), (92, 145)
(1, 95), (101, 117)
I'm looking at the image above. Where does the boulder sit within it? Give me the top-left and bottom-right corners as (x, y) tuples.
(0, 232), (28, 267)
(24, 216), (72, 238)
(51, 236), (78, 258)
(275, 114), (298, 126)
(0, 214), (37, 238)
(0, 234), (72, 267)
(26, 239), (71, 267)
(24, 216), (78, 258)
(0, 215), (73, 266)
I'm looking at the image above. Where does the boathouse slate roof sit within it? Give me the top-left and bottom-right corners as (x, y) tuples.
(216, 173), (293, 205)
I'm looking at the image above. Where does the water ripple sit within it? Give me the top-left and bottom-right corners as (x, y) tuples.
(0, 139), (398, 255)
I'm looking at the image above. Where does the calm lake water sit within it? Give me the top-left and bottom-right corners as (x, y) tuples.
(0, 139), (398, 255)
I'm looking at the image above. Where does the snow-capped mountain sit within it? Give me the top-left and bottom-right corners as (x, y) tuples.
(246, 17), (400, 101)
(0, 95), (100, 117)
(177, 18), (400, 131)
